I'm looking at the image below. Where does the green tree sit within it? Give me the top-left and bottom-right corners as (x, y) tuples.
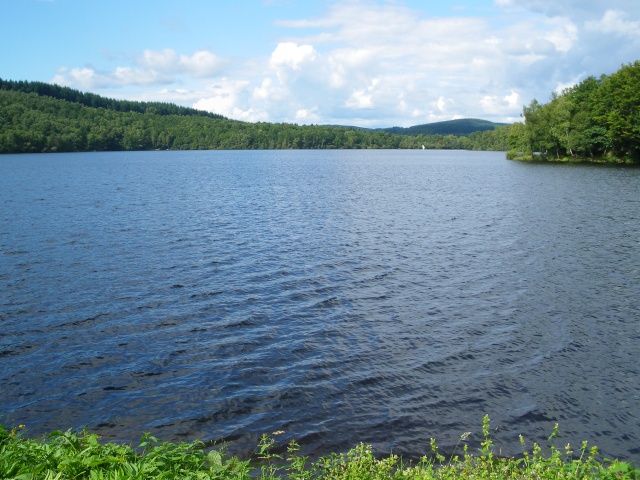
(548, 93), (573, 158)
(593, 61), (640, 160)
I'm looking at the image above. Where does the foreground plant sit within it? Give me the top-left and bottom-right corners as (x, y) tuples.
(1, 416), (637, 479)
(0, 425), (251, 479)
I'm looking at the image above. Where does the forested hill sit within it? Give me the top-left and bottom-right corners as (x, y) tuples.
(0, 78), (511, 153)
(378, 119), (507, 136)
(0, 78), (224, 119)
(507, 61), (640, 163)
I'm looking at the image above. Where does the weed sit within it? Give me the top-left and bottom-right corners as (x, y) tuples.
(1, 418), (637, 479)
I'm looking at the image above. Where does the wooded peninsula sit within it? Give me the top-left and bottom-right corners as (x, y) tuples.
(1, 61), (637, 162)
(507, 61), (639, 163)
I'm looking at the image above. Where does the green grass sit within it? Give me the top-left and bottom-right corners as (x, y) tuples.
(1, 416), (637, 479)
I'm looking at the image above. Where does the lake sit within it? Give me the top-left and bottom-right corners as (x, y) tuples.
(1, 149), (639, 461)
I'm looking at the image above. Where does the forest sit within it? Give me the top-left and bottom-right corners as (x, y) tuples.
(0, 78), (509, 153)
(507, 61), (640, 163)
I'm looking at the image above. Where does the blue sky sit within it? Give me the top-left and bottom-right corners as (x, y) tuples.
(2, 0), (639, 127)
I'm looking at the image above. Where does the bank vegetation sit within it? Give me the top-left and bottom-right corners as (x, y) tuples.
(1, 417), (637, 479)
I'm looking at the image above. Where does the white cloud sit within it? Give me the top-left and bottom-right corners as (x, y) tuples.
(295, 107), (320, 122)
(52, 49), (225, 90)
(52, 67), (99, 89)
(183, 51), (225, 77)
(270, 42), (317, 71)
(344, 77), (381, 109)
(140, 49), (224, 77)
(192, 79), (269, 122)
(506, 0), (640, 19)
(52, 66), (173, 89)
(585, 10), (640, 37)
(327, 48), (376, 88)
(139, 49), (180, 72)
(252, 77), (280, 101)
(345, 89), (373, 109)
(504, 90), (521, 108)
(436, 96), (450, 113)
(498, 37), (555, 57)
(543, 18), (578, 52)
(480, 90), (522, 115)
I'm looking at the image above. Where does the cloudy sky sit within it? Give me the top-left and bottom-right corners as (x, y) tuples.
(2, 0), (639, 127)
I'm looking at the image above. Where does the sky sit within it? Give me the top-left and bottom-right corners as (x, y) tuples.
(2, 0), (639, 128)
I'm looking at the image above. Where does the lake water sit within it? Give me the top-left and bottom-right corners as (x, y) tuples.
(1, 149), (639, 461)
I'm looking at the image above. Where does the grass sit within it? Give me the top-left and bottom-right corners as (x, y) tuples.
(1, 416), (637, 479)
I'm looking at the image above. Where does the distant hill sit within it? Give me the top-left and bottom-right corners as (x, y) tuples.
(377, 118), (508, 136)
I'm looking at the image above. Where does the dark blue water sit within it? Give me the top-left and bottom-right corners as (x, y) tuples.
(1, 150), (639, 461)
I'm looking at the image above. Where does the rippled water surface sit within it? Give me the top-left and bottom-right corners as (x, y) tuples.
(1, 150), (639, 460)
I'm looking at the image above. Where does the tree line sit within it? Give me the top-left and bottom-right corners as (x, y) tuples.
(0, 78), (224, 119)
(0, 78), (511, 154)
(507, 61), (640, 163)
